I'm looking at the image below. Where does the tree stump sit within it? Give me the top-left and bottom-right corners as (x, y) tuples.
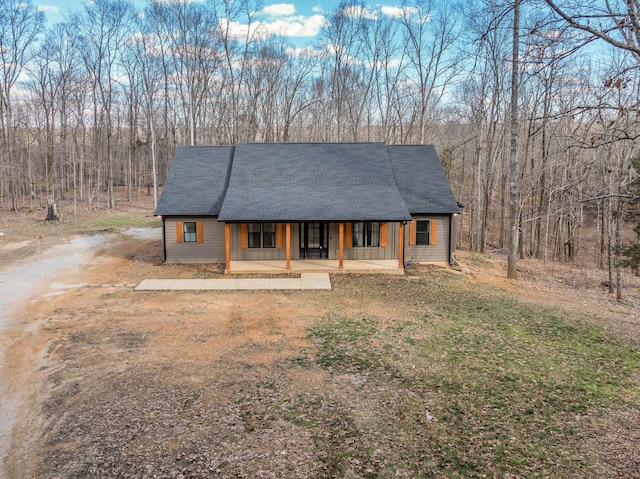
(45, 198), (59, 221)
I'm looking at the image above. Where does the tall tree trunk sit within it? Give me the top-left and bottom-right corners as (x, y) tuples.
(615, 198), (623, 301)
(149, 100), (158, 209)
(607, 194), (614, 295)
(507, 0), (520, 279)
(5, 96), (18, 211)
(60, 100), (67, 201)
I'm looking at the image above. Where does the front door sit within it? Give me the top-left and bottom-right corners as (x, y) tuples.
(300, 223), (328, 258)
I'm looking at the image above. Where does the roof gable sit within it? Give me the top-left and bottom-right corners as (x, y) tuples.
(387, 145), (460, 214)
(154, 146), (233, 216)
(218, 143), (412, 222)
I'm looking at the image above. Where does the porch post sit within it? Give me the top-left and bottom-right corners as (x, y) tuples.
(285, 223), (291, 270)
(398, 222), (405, 269)
(225, 223), (231, 273)
(339, 223), (344, 270)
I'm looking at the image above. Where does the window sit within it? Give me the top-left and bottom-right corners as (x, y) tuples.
(263, 223), (276, 248)
(248, 223), (262, 248)
(183, 222), (197, 242)
(176, 221), (203, 244)
(247, 223), (276, 248)
(352, 222), (364, 247)
(352, 222), (381, 247)
(416, 220), (431, 245)
(367, 222), (380, 247)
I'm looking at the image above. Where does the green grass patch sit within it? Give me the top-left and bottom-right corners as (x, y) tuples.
(279, 272), (640, 477)
(464, 252), (493, 266)
(308, 313), (380, 372)
(73, 212), (161, 231)
(34, 211), (160, 237)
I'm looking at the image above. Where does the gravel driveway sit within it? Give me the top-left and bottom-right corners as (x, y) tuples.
(0, 228), (160, 477)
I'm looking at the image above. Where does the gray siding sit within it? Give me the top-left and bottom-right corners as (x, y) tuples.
(162, 218), (453, 265)
(404, 215), (451, 264)
(231, 223), (298, 261)
(164, 217), (225, 263)
(231, 222), (400, 261)
(329, 222), (399, 260)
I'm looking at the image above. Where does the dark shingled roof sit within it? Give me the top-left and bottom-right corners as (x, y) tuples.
(154, 145), (233, 216)
(218, 143), (413, 222)
(388, 144), (460, 214)
(155, 143), (460, 220)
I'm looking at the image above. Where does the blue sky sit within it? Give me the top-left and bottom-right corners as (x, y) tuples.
(35, 1), (414, 41)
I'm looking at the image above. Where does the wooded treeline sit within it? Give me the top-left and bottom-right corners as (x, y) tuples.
(1, 0), (638, 274)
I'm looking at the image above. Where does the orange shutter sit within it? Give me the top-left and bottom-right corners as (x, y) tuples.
(430, 220), (437, 246)
(276, 223), (283, 248)
(197, 221), (204, 243)
(345, 223), (352, 248)
(380, 222), (387, 248)
(176, 221), (183, 243)
(409, 220), (416, 246)
(241, 223), (247, 249)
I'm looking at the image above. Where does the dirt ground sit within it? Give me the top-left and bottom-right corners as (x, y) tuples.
(1, 196), (640, 478)
(0, 225), (334, 478)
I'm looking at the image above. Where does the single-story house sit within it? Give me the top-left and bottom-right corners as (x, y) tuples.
(154, 142), (460, 272)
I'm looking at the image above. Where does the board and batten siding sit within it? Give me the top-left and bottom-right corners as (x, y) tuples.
(162, 218), (452, 265)
(330, 222), (399, 260)
(230, 223), (297, 261)
(163, 217), (225, 263)
(230, 222), (400, 261)
(404, 215), (451, 264)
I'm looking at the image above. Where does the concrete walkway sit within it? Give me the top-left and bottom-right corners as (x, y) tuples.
(135, 272), (331, 291)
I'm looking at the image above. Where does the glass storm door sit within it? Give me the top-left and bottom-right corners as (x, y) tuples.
(300, 223), (328, 258)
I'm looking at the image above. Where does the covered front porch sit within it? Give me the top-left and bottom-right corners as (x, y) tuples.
(224, 222), (406, 274)
(227, 259), (404, 275)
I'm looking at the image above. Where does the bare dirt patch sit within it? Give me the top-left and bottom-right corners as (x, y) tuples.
(2, 221), (336, 477)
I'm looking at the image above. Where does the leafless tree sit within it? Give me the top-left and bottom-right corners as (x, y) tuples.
(213, 0), (262, 143)
(71, 0), (135, 209)
(544, 0), (640, 62)
(507, 0), (521, 279)
(399, 0), (463, 144)
(0, 0), (44, 211)
(321, 1), (370, 141)
(43, 23), (82, 206)
(459, 0), (513, 253)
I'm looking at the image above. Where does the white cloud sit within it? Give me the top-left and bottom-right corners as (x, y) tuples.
(341, 4), (378, 20)
(222, 13), (328, 39)
(369, 57), (403, 70)
(381, 5), (420, 18)
(37, 5), (60, 14)
(219, 18), (269, 41)
(312, 6), (325, 14)
(126, 31), (145, 44)
(263, 3), (296, 17)
(266, 14), (327, 37)
(326, 43), (361, 64)
(286, 45), (327, 59)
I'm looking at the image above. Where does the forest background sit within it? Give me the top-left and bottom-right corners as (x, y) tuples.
(1, 0), (639, 292)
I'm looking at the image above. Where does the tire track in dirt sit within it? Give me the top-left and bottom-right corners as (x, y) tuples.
(0, 234), (110, 477)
